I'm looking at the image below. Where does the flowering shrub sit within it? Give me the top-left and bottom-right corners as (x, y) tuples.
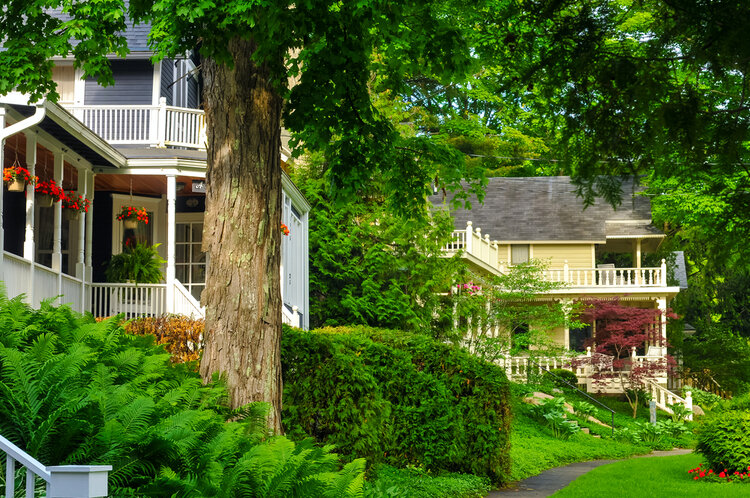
(3, 166), (35, 185)
(688, 462), (750, 483)
(62, 192), (91, 213)
(456, 282), (482, 295)
(35, 179), (65, 201)
(281, 222), (290, 236)
(117, 206), (149, 224)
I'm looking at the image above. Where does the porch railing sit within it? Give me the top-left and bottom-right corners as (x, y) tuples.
(1, 434), (111, 497)
(443, 222), (667, 288)
(173, 280), (205, 318)
(64, 98), (205, 149)
(89, 283), (167, 318)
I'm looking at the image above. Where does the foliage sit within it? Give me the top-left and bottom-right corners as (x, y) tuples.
(363, 465), (490, 498)
(546, 369), (580, 389)
(281, 325), (511, 485)
(669, 403), (692, 423)
(105, 243), (165, 284)
(34, 179), (65, 202)
(528, 397), (579, 440)
(697, 410), (750, 475)
(0, 295), (365, 496)
(572, 401), (597, 421)
(291, 155), (464, 333)
(573, 299), (675, 418)
(3, 166), (35, 185)
(61, 191), (91, 213)
(686, 388), (723, 412)
(116, 206), (149, 224)
(509, 404), (648, 482)
(123, 315), (204, 364)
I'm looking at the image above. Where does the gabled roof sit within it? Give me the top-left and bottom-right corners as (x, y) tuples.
(430, 176), (663, 242)
(49, 2), (152, 54)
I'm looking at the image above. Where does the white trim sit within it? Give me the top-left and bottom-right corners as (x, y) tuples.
(152, 60), (162, 106)
(97, 161), (207, 175)
(606, 234), (665, 239)
(495, 240), (607, 245)
(605, 219), (653, 224)
(281, 170), (311, 212)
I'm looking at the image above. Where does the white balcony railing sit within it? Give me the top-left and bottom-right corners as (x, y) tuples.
(64, 97), (205, 149)
(443, 221), (667, 289)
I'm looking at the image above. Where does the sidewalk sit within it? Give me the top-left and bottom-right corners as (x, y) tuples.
(487, 449), (693, 497)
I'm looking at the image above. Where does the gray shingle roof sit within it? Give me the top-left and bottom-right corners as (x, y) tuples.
(430, 176), (662, 242)
(48, 2), (152, 53)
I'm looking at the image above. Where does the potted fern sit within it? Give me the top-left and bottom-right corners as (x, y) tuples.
(105, 243), (165, 284)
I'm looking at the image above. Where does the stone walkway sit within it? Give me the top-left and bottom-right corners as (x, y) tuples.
(487, 449), (693, 497)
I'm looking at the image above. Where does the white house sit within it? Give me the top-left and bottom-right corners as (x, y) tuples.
(0, 26), (310, 328)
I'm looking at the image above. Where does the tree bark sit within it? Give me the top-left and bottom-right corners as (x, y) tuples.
(199, 38), (284, 433)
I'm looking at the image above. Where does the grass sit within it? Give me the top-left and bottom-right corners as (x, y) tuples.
(510, 409), (650, 481)
(553, 453), (750, 497)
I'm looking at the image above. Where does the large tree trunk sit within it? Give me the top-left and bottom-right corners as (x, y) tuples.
(199, 38), (284, 432)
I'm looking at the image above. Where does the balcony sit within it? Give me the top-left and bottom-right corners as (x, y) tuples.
(63, 97), (205, 149)
(443, 222), (668, 290)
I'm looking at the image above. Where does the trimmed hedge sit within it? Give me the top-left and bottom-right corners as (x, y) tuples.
(281, 326), (512, 484)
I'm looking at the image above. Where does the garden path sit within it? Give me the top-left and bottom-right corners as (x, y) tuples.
(487, 448), (693, 497)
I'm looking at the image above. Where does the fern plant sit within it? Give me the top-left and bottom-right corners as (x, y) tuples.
(0, 295), (364, 496)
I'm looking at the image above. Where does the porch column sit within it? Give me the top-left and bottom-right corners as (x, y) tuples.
(52, 151), (64, 301)
(75, 168), (87, 279)
(165, 175), (176, 312)
(0, 108), (5, 280)
(562, 298), (572, 350)
(657, 297), (667, 351)
(634, 239), (642, 285)
(23, 133), (36, 261)
(85, 172), (94, 282)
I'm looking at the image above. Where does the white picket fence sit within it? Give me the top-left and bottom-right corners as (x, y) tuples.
(1, 435), (110, 497)
(65, 98), (205, 149)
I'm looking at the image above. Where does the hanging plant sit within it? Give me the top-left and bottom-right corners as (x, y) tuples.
(117, 206), (149, 224)
(3, 166), (36, 191)
(281, 222), (290, 236)
(62, 191), (91, 213)
(35, 179), (65, 202)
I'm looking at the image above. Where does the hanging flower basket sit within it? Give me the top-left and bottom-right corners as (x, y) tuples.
(62, 191), (90, 221)
(3, 166), (35, 192)
(281, 223), (290, 236)
(35, 180), (65, 205)
(117, 206), (149, 229)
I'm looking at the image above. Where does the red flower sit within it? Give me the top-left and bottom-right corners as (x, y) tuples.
(719, 472), (726, 478)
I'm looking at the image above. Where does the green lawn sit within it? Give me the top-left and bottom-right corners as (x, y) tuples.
(553, 453), (750, 497)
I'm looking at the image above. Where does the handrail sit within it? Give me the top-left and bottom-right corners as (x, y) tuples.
(643, 378), (693, 421)
(524, 356), (616, 436)
(172, 280), (205, 318)
(1, 434), (111, 497)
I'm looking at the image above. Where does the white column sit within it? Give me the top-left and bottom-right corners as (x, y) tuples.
(85, 172), (94, 280)
(75, 169), (86, 279)
(657, 297), (667, 350)
(52, 151), (64, 301)
(165, 175), (176, 312)
(562, 298), (571, 350)
(465, 221), (473, 253)
(23, 133), (36, 260)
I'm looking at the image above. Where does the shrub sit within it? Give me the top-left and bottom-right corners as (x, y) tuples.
(696, 410), (750, 473)
(363, 465), (490, 498)
(685, 388), (722, 411)
(0, 296), (364, 496)
(123, 315), (204, 364)
(545, 369), (579, 389)
(572, 401), (597, 421)
(281, 326), (512, 485)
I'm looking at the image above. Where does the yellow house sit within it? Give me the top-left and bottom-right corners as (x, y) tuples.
(433, 177), (689, 415)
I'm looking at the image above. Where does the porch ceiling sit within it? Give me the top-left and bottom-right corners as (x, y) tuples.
(95, 174), (205, 196)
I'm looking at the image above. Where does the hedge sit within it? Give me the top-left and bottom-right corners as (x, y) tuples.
(281, 325), (512, 484)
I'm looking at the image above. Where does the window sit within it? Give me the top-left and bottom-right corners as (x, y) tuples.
(511, 322), (530, 351)
(569, 323), (592, 352)
(511, 244), (529, 265)
(175, 220), (206, 301)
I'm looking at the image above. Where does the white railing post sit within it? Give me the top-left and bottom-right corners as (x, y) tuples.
(465, 221), (473, 254)
(685, 390), (693, 421)
(660, 258), (667, 286)
(292, 305), (300, 328)
(166, 176), (176, 313)
(157, 97), (167, 148)
(563, 260), (569, 283)
(483, 234), (490, 264)
(474, 227), (481, 261)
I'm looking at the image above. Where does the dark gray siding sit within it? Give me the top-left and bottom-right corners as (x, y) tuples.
(84, 60), (153, 105)
(160, 59), (174, 106)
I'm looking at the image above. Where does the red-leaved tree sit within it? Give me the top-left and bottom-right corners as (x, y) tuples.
(576, 299), (677, 418)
